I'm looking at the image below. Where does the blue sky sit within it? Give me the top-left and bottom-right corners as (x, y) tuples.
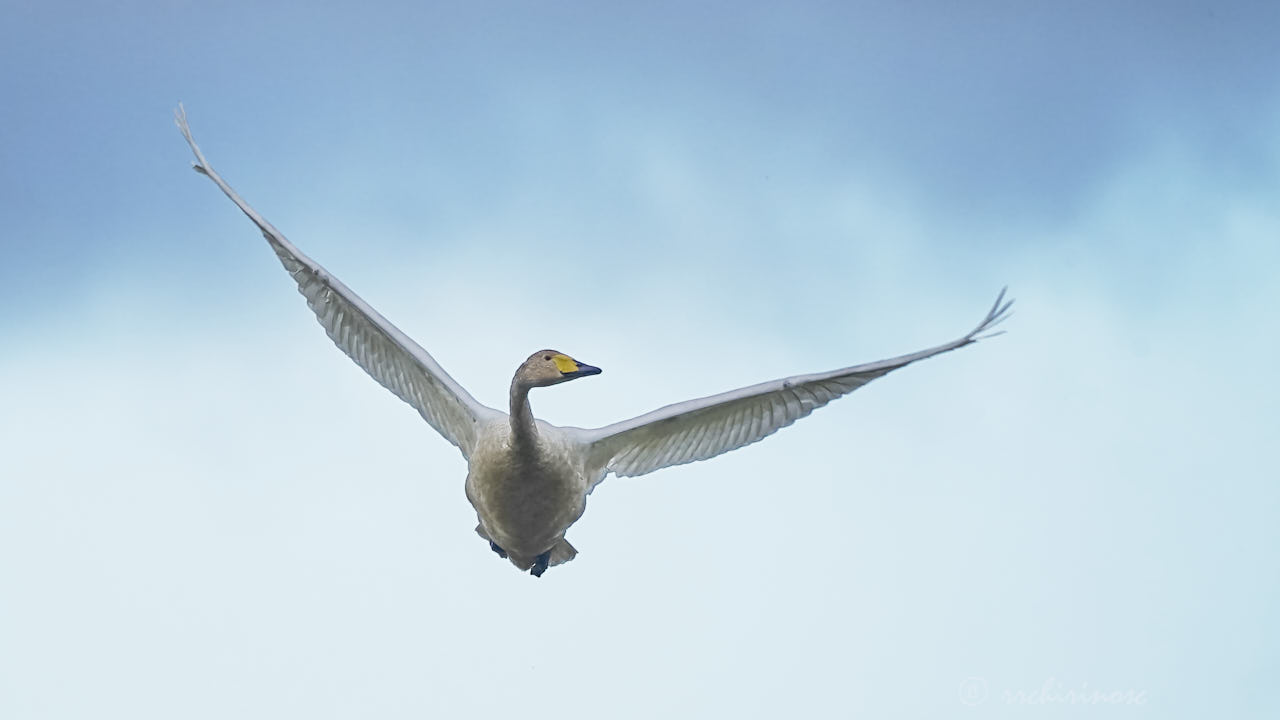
(2, 2), (1278, 718)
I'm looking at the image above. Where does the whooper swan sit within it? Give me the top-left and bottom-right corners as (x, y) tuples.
(175, 106), (1012, 577)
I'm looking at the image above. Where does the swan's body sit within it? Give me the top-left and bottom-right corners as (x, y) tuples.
(176, 106), (1013, 576)
(466, 414), (588, 573)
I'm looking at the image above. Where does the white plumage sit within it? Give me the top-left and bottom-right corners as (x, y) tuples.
(176, 105), (1012, 576)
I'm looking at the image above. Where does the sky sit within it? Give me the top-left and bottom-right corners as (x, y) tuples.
(2, 1), (1278, 717)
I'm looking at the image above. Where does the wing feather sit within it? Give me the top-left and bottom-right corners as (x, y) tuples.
(582, 289), (1012, 479)
(175, 105), (500, 458)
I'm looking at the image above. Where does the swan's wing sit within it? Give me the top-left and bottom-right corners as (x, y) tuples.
(175, 105), (501, 459)
(580, 290), (1012, 480)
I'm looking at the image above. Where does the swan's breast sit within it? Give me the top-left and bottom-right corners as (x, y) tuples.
(464, 421), (588, 554)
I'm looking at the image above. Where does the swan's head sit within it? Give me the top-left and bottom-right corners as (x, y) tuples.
(516, 349), (602, 389)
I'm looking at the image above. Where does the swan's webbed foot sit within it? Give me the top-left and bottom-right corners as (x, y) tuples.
(489, 541), (507, 559)
(530, 550), (552, 578)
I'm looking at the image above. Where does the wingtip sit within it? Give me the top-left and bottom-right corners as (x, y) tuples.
(174, 103), (208, 173)
(970, 286), (1015, 339)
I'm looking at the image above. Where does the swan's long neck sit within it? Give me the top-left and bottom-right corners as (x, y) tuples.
(509, 379), (538, 446)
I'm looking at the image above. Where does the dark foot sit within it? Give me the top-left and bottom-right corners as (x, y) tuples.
(489, 541), (507, 559)
(530, 550), (551, 577)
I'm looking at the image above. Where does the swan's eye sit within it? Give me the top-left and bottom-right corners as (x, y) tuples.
(543, 355), (551, 361)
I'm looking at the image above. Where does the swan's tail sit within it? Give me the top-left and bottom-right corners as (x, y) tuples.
(547, 538), (578, 567)
(475, 525), (579, 572)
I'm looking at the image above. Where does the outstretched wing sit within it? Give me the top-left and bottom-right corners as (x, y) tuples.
(175, 105), (501, 458)
(580, 289), (1012, 480)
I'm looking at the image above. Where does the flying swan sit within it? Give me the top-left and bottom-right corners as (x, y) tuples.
(175, 106), (1012, 577)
